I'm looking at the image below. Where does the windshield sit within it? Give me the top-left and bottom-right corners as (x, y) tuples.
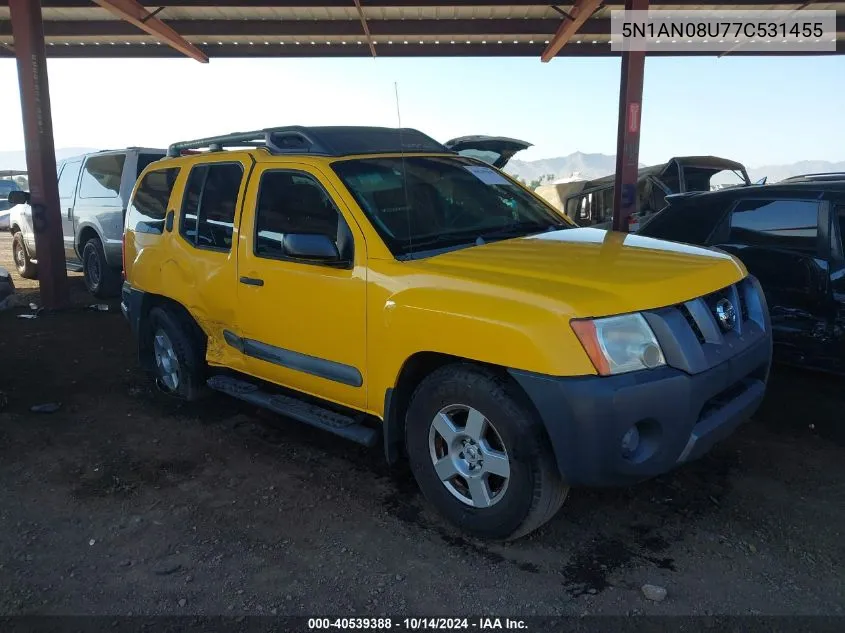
(332, 156), (571, 257)
(0, 180), (21, 195)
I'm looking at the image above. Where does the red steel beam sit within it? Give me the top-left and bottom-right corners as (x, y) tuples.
(8, 0), (70, 309)
(352, 0), (377, 58)
(541, 0), (604, 62)
(90, 0), (208, 62)
(611, 0), (648, 232)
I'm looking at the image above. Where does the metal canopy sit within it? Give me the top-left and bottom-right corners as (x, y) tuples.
(4, 0), (845, 309)
(2, 1), (844, 59)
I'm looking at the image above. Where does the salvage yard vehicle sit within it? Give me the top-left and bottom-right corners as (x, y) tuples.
(536, 156), (752, 231)
(122, 126), (773, 540)
(0, 177), (22, 231)
(8, 147), (165, 296)
(443, 135), (531, 169)
(638, 180), (845, 375)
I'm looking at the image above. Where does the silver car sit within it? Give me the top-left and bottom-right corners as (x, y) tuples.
(8, 147), (165, 297)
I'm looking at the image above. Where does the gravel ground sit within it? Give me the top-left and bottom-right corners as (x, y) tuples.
(0, 232), (843, 617)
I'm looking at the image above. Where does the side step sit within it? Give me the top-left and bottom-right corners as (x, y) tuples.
(207, 375), (379, 447)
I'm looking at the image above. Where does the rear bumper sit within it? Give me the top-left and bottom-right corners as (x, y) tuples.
(121, 281), (144, 337)
(509, 312), (772, 488)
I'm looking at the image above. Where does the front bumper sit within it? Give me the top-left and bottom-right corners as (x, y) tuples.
(509, 276), (773, 487)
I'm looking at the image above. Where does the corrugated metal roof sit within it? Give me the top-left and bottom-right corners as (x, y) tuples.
(1, 1), (843, 58)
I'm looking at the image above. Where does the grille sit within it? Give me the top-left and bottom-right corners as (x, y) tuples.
(737, 289), (749, 322)
(677, 303), (706, 344)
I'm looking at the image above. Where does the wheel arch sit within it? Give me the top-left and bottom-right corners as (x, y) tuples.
(76, 224), (102, 259)
(136, 292), (207, 373)
(382, 352), (541, 465)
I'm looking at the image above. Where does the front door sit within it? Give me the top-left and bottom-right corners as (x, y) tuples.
(57, 159), (83, 263)
(235, 162), (368, 411)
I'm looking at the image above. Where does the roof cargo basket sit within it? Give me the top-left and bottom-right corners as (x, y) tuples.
(167, 126), (449, 158)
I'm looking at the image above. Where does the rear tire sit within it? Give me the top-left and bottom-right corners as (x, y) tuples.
(405, 363), (569, 540)
(82, 237), (120, 298)
(146, 306), (206, 401)
(12, 231), (37, 279)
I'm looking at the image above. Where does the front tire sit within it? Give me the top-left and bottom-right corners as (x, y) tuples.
(405, 364), (569, 540)
(82, 237), (120, 298)
(146, 306), (206, 401)
(12, 232), (37, 279)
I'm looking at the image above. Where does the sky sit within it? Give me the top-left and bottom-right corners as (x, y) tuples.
(1, 54), (844, 167)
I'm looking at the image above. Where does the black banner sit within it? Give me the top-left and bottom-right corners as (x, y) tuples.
(0, 616), (843, 633)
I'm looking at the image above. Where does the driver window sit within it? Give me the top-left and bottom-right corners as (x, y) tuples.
(254, 170), (352, 264)
(179, 162), (243, 252)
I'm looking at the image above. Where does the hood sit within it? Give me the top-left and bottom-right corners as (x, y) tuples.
(409, 228), (746, 318)
(444, 135), (532, 169)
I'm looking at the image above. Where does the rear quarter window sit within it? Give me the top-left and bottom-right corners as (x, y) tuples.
(639, 197), (729, 245)
(136, 153), (166, 178)
(126, 167), (180, 235)
(728, 199), (820, 253)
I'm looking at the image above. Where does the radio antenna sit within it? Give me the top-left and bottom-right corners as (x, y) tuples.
(395, 81), (413, 255)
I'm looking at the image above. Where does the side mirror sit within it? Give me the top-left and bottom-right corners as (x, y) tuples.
(7, 190), (30, 206)
(755, 177), (767, 185)
(282, 233), (341, 262)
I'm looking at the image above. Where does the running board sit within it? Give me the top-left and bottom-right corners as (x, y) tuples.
(207, 375), (379, 447)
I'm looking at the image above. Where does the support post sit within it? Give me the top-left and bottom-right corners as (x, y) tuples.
(9, 0), (69, 309)
(611, 0), (648, 233)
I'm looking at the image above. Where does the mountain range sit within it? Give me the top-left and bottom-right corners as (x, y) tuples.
(504, 152), (845, 186)
(2, 148), (844, 186)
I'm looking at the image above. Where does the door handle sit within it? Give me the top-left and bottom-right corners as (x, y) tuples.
(67, 207), (72, 220)
(239, 276), (264, 287)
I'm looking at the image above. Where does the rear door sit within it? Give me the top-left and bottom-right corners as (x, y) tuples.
(172, 155), (252, 371)
(712, 196), (831, 367)
(57, 159), (83, 263)
(444, 136), (531, 169)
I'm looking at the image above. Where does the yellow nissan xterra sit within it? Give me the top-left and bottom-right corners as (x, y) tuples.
(122, 127), (772, 540)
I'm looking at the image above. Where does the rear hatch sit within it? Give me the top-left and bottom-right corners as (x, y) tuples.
(444, 135), (531, 169)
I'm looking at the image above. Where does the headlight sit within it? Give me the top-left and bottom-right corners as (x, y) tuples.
(571, 313), (665, 376)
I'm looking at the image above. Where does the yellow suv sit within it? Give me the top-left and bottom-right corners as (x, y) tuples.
(122, 126), (772, 540)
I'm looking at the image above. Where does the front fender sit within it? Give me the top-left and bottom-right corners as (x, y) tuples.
(367, 282), (597, 415)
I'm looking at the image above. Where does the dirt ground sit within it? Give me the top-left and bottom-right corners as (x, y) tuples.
(0, 232), (843, 617)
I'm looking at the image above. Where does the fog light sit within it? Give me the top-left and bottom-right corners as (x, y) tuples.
(621, 425), (640, 458)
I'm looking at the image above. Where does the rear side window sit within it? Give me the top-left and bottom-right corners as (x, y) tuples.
(179, 162), (243, 252)
(136, 153), (165, 178)
(126, 167), (180, 235)
(638, 197), (728, 244)
(729, 199), (819, 253)
(57, 160), (83, 199)
(79, 154), (126, 199)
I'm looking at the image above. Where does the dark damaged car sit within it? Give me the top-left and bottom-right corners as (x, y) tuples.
(638, 180), (845, 375)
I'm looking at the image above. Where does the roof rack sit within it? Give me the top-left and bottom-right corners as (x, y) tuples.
(167, 125), (449, 158)
(781, 172), (845, 182)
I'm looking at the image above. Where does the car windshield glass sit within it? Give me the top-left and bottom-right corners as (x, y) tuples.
(332, 156), (571, 257)
(0, 180), (20, 195)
